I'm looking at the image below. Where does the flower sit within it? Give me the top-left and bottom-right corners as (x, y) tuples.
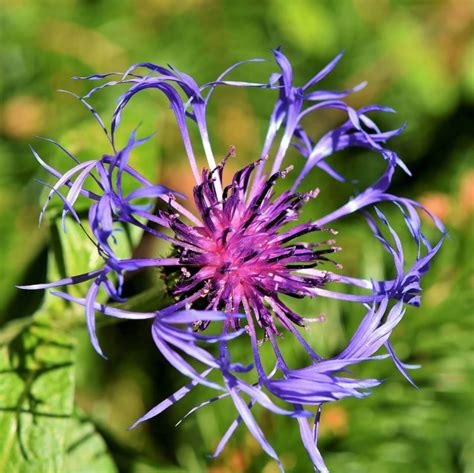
(20, 49), (445, 472)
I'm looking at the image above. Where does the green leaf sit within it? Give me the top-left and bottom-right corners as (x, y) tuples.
(64, 414), (118, 473)
(0, 210), (146, 472)
(0, 316), (75, 473)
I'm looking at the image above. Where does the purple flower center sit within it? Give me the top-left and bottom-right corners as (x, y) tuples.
(165, 158), (338, 333)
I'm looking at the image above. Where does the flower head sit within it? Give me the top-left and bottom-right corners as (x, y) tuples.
(20, 49), (445, 472)
(165, 155), (338, 333)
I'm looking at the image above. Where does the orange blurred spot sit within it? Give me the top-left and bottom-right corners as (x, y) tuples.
(1, 96), (46, 139)
(459, 170), (474, 216)
(319, 405), (348, 437)
(216, 93), (259, 156)
(208, 445), (248, 473)
(419, 192), (451, 222)
(229, 449), (247, 472)
(160, 159), (197, 204)
(208, 467), (228, 473)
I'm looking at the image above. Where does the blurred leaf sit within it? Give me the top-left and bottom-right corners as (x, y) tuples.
(64, 414), (118, 473)
(270, 0), (338, 55)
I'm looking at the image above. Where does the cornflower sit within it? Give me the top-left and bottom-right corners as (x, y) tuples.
(20, 49), (445, 472)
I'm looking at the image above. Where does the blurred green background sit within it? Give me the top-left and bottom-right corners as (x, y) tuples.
(1, 0), (473, 472)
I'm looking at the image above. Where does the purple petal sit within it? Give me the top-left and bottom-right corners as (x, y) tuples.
(85, 280), (107, 359)
(303, 50), (345, 90)
(129, 367), (213, 429)
(17, 269), (103, 290)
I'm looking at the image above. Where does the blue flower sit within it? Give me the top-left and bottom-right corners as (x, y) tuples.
(20, 49), (445, 472)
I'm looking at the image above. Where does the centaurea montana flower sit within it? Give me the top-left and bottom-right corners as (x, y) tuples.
(21, 49), (445, 472)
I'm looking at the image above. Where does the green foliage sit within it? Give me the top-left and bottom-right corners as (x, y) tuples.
(0, 314), (76, 473)
(0, 210), (147, 472)
(1, 1), (473, 472)
(64, 414), (118, 473)
(0, 217), (119, 473)
(0, 308), (118, 473)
